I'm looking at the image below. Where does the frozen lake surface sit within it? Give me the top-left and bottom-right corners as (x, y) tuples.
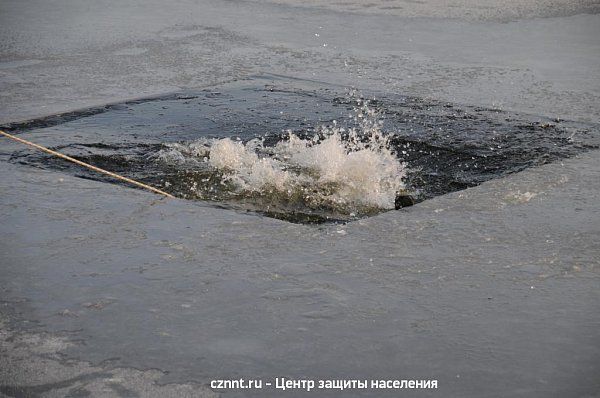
(1, 0), (599, 397)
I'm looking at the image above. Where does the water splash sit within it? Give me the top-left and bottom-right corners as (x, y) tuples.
(153, 99), (407, 221)
(13, 79), (591, 223)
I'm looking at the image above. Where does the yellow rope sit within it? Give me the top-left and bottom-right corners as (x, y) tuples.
(0, 129), (175, 198)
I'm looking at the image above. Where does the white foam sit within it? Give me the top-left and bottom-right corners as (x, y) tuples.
(154, 100), (407, 216)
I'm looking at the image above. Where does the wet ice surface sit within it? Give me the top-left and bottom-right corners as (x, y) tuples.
(1, 151), (599, 397)
(1, 0), (599, 394)
(6, 75), (597, 223)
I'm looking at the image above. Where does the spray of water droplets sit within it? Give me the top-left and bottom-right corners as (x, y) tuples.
(153, 99), (407, 220)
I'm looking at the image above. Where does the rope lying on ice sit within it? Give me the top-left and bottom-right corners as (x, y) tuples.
(0, 129), (175, 198)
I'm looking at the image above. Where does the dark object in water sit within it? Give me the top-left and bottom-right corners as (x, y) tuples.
(395, 194), (414, 209)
